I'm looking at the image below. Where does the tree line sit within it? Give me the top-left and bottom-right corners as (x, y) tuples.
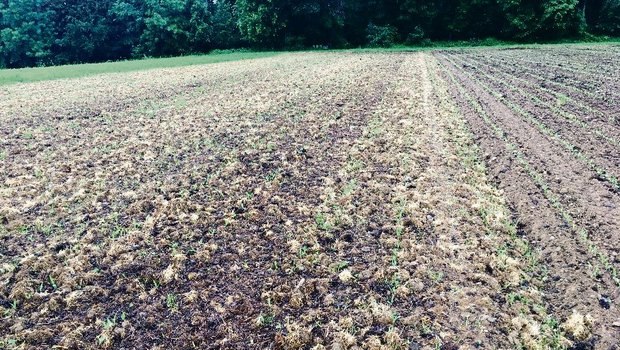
(1, 0), (619, 68)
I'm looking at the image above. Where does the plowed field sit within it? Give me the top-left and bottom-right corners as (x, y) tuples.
(1, 47), (619, 349)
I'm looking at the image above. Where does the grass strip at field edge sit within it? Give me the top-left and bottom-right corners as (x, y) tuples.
(0, 51), (281, 86)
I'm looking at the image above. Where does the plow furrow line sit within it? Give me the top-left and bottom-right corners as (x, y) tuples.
(440, 55), (620, 192)
(439, 58), (620, 288)
(428, 55), (561, 329)
(450, 53), (617, 126)
(468, 53), (620, 103)
(445, 54), (620, 149)
(484, 52), (620, 83)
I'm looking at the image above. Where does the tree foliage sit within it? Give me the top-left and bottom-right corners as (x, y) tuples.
(137, 0), (212, 56)
(236, 0), (285, 47)
(1, 0), (619, 68)
(0, 0), (56, 68)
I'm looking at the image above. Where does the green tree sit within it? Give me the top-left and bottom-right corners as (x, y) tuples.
(137, 0), (213, 56)
(498, 0), (541, 39)
(0, 0), (56, 68)
(285, 0), (345, 47)
(590, 0), (620, 34)
(53, 0), (121, 64)
(3, 0), (620, 68)
(108, 0), (146, 58)
(540, 0), (583, 38)
(236, 0), (286, 47)
(212, 0), (243, 48)
(366, 23), (397, 47)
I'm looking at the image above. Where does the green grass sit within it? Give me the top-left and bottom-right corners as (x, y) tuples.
(341, 36), (620, 53)
(0, 51), (279, 86)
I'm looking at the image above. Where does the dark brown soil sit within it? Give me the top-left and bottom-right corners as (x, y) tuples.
(2, 48), (620, 350)
(458, 51), (620, 118)
(435, 48), (620, 349)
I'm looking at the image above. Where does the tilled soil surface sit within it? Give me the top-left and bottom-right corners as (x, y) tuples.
(435, 47), (620, 349)
(0, 48), (618, 350)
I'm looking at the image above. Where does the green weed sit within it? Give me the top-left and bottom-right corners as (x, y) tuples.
(257, 313), (275, 327)
(166, 293), (178, 310)
(315, 213), (331, 231)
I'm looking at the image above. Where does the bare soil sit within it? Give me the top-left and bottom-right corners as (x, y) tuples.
(435, 47), (620, 349)
(1, 48), (619, 350)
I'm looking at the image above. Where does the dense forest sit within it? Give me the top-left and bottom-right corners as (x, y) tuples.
(1, 0), (619, 68)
